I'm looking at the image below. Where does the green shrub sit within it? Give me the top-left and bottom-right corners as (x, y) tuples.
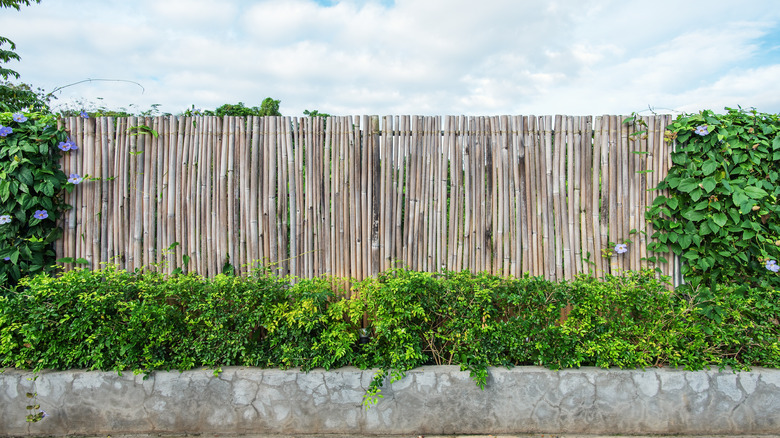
(1, 265), (778, 406)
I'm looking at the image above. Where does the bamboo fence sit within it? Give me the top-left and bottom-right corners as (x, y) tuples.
(54, 114), (677, 285)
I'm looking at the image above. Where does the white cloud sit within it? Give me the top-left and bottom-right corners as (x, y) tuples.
(1, 0), (778, 116)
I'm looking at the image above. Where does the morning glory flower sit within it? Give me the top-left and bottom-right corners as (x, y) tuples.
(68, 173), (82, 184)
(0, 215), (11, 224)
(2, 257), (9, 261)
(694, 125), (709, 136)
(766, 260), (779, 273)
(0, 126), (12, 137)
(12, 113), (27, 123)
(33, 210), (48, 220)
(614, 243), (628, 254)
(58, 140), (78, 151)
(80, 110), (89, 118)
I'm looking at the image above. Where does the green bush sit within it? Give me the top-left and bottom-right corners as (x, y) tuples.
(1, 266), (778, 406)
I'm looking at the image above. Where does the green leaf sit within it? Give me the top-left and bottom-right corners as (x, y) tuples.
(701, 160), (719, 175)
(701, 176), (716, 193)
(17, 166), (34, 187)
(682, 209), (705, 221)
(744, 186), (768, 199)
(666, 197), (679, 210)
(679, 234), (692, 250)
(712, 212), (727, 227)
(677, 178), (699, 193)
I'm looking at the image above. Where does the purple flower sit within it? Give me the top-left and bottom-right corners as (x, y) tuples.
(58, 140), (77, 151)
(766, 260), (779, 273)
(40, 410), (48, 419)
(12, 113), (27, 123)
(68, 173), (82, 184)
(614, 243), (628, 254)
(694, 125), (709, 136)
(0, 214), (11, 224)
(80, 110), (89, 118)
(2, 257), (9, 261)
(0, 126), (12, 137)
(33, 210), (48, 220)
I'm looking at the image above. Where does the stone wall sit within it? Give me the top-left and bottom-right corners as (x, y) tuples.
(2, 366), (779, 436)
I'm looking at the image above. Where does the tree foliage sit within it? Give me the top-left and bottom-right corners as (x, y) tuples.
(0, 0), (42, 81)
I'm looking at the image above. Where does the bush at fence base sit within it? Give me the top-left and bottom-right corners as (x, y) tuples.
(1, 265), (779, 403)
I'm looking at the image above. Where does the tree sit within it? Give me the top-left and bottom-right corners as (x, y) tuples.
(303, 109), (331, 118)
(1, 0), (41, 81)
(207, 98), (282, 117)
(1, 0), (46, 112)
(0, 80), (51, 112)
(259, 97), (281, 116)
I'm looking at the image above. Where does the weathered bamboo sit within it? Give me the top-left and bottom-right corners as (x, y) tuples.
(552, 115), (564, 280)
(395, 116), (408, 268)
(580, 116), (593, 275)
(513, 116), (527, 277)
(102, 117), (113, 264)
(542, 116), (555, 280)
(572, 116), (583, 276)
(55, 113), (683, 283)
(524, 116), (538, 276)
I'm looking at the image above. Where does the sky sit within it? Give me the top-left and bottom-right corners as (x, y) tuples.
(1, 0), (780, 117)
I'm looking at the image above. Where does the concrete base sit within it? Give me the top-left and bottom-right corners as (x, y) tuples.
(1, 366), (779, 436)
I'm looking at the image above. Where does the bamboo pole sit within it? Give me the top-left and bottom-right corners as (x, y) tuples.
(581, 116), (593, 276)
(103, 117), (114, 264)
(380, 115), (392, 270)
(608, 115), (619, 274)
(500, 115), (511, 275)
(513, 116), (527, 277)
(370, 115), (381, 276)
(395, 116), (408, 268)
(572, 116), (583, 276)
(525, 116), (538, 276)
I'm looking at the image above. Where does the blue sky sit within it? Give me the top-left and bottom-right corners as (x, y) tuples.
(2, 0), (779, 116)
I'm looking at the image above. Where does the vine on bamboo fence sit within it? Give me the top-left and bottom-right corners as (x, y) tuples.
(0, 111), (79, 290)
(647, 107), (780, 294)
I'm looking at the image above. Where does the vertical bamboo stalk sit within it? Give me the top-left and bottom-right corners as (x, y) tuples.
(500, 115), (511, 275)
(370, 115), (381, 277)
(523, 116), (544, 276)
(380, 115), (392, 271)
(571, 116), (583, 276)
(395, 116), (408, 267)
(513, 116), (527, 277)
(113, 118), (126, 270)
(552, 115), (564, 280)
(322, 116), (333, 276)
(608, 115), (619, 274)
(103, 117), (114, 264)
(580, 116), (593, 276)
(542, 116), (555, 280)
(590, 116), (607, 276)
(287, 116), (299, 279)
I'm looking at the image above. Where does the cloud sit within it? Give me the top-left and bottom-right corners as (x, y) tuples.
(1, 0), (779, 116)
